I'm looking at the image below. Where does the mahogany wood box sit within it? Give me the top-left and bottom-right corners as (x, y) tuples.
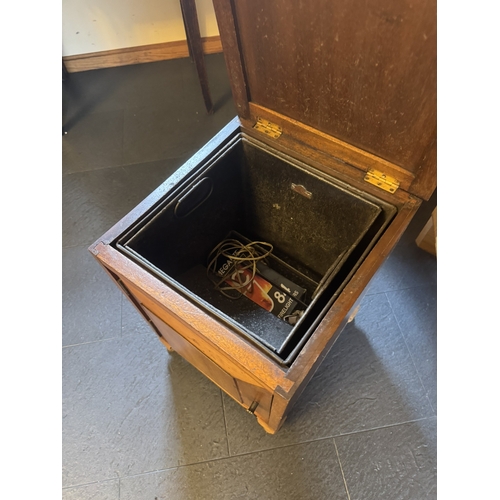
(89, 0), (436, 434)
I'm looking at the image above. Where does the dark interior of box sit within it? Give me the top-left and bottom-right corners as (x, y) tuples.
(116, 134), (396, 365)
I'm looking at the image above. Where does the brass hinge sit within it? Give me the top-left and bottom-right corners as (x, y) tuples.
(364, 169), (400, 193)
(253, 117), (282, 139)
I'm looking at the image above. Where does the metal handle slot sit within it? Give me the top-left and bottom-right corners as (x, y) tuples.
(174, 177), (214, 218)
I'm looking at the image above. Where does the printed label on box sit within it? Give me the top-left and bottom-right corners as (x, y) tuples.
(224, 267), (301, 320)
(215, 245), (306, 301)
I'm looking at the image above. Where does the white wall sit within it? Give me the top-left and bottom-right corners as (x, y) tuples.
(62, 0), (220, 57)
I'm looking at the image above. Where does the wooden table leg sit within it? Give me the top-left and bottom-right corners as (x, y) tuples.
(179, 0), (214, 114)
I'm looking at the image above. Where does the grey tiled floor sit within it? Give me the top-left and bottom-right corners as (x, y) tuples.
(62, 54), (437, 499)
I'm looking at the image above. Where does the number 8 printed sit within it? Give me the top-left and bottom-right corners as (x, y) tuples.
(274, 291), (286, 304)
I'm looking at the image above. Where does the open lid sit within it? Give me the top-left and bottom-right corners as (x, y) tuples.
(213, 0), (436, 200)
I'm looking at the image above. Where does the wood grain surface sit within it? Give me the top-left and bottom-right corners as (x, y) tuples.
(213, 0), (437, 199)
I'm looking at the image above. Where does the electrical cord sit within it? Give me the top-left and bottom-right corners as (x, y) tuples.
(206, 238), (273, 299)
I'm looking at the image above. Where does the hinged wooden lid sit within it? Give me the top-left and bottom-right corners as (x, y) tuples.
(213, 0), (436, 200)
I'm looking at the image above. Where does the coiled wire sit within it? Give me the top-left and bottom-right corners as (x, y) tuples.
(206, 239), (273, 299)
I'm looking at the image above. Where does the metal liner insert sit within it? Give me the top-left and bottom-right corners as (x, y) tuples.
(114, 132), (396, 365)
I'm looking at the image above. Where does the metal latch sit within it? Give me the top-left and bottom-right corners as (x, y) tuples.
(253, 117), (282, 139)
(364, 169), (400, 193)
(247, 400), (259, 414)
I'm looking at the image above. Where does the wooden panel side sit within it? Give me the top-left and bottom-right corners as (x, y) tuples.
(144, 305), (243, 404)
(91, 244), (293, 392)
(265, 391), (289, 434)
(234, 379), (273, 422)
(117, 270), (289, 392)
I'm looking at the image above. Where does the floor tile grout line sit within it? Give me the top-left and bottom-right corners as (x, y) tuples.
(62, 330), (151, 349)
(62, 243), (95, 250)
(326, 415), (436, 440)
(111, 437), (348, 483)
(62, 478), (118, 490)
(96, 438), (329, 484)
(220, 390), (231, 457)
(365, 281), (436, 298)
(120, 294), (124, 338)
(62, 338), (121, 349)
(64, 416), (439, 490)
(87, 416), (437, 488)
(385, 291), (436, 414)
(333, 438), (351, 500)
